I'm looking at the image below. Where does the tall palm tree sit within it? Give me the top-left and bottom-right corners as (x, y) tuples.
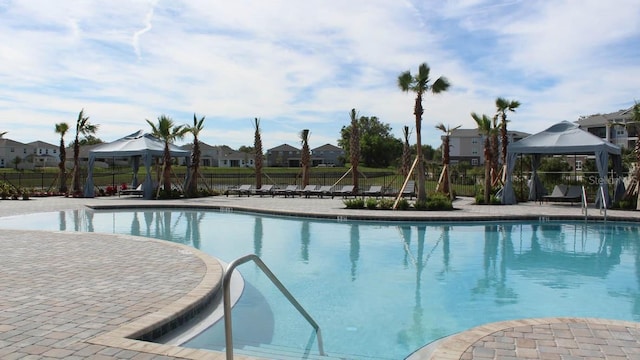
(625, 101), (640, 209)
(71, 109), (98, 195)
(146, 115), (189, 194)
(349, 109), (360, 194)
(471, 112), (495, 204)
(435, 122), (461, 196)
(495, 97), (520, 174)
(398, 62), (450, 201)
(401, 126), (412, 178)
(185, 113), (205, 197)
(55, 122), (69, 193)
(254, 118), (263, 189)
(300, 129), (311, 187)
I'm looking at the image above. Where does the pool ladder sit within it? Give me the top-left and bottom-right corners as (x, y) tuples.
(581, 185), (608, 222)
(222, 254), (325, 360)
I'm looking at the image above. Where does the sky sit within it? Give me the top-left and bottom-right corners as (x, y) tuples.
(1, 0), (639, 151)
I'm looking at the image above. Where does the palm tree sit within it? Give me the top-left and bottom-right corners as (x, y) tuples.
(71, 109), (98, 195)
(300, 129), (311, 187)
(401, 126), (412, 178)
(254, 118), (263, 189)
(624, 101), (640, 209)
(146, 115), (189, 194)
(398, 62), (450, 201)
(435, 122), (461, 196)
(55, 122), (69, 193)
(495, 97), (520, 177)
(0, 131), (6, 137)
(349, 109), (360, 194)
(185, 114), (205, 197)
(471, 112), (495, 204)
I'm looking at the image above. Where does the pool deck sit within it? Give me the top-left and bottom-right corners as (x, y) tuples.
(1, 195), (640, 359)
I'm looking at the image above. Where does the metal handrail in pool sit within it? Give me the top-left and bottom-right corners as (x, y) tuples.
(222, 253), (325, 360)
(599, 185), (607, 220)
(581, 185), (588, 219)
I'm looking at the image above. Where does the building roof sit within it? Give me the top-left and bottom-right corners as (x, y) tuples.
(312, 143), (343, 152)
(447, 129), (530, 139)
(28, 140), (57, 148)
(268, 143), (300, 152)
(576, 105), (636, 127)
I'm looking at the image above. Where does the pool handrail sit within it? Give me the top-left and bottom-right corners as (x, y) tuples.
(222, 253), (325, 360)
(581, 185), (588, 219)
(599, 185), (607, 220)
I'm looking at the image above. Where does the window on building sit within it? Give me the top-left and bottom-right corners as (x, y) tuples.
(471, 159), (478, 166)
(575, 160), (582, 171)
(471, 148), (478, 155)
(10, 148), (14, 153)
(616, 129), (625, 136)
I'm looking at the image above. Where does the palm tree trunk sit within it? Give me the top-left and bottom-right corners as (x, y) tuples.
(484, 138), (491, 204)
(414, 94), (427, 202)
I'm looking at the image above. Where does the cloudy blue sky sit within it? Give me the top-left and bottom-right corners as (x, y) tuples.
(1, 0), (639, 151)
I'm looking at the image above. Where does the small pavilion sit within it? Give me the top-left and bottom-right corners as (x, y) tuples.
(83, 130), (190, 199)
(501, 121), (623, 208)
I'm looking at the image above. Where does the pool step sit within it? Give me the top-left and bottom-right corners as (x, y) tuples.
(235, 343), (373, 360)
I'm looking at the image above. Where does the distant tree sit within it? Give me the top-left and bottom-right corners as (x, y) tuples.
(146, 115), (189, 194)
(55, 122), (69, 193)
(348, 109), (361, 193)
(253, 118), (263, 189)
(623, 101), (640, 209)
(398, 62), (450, 201)
(471, 112), (496, 204)
(435, 122), (461, 195)
(71, 109), (98, 195)
(238, 145), (254, 153)
(11, 156), (21, 170)
(185, 113), (205, 197)
(339, 115), (403, 168)
(495, 97), (520, 173)
(300, 129), (311, 187)
(0, 131), (6, 137)
(77, 135), (103, 146)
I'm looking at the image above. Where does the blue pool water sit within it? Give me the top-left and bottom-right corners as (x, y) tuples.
(1, 209), (639, 359)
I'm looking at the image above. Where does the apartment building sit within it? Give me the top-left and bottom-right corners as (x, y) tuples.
(575, 105), (638, 149)
(445, 129), (530, 166)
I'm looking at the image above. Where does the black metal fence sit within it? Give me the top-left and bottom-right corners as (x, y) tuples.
(1, 169), (625, 200)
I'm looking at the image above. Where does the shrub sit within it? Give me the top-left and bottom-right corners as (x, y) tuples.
(396, 198), (410, 210)
(378, 198), (394, 210)
(365, 198), (378, 209)
(426, 193), (454, 210)
(343, 198), (365, 209)
(413, 200), (429, 210)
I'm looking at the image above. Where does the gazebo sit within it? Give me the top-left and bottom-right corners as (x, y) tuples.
(83, 130), (190, 199)
(501, 121), (623, 208)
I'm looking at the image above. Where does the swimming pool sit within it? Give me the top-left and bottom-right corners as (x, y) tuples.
(1, 209), (639, 359)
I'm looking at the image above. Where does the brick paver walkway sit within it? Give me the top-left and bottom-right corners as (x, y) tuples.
(0, 229), (230, 359)
(414, 318), (640, 360)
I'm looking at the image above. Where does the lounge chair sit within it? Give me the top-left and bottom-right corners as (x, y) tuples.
(543, 184), (582, 204)
(253, 184), (275, 197)
(310, 185), (334, 198)
(300, 185), (318, 198)
(226, 184), (252, 197)
(401, 180), (415, 199)
(363, 185), (383, 198)
(332, 185), (355, 198)
(275, 185), (299, 198)
(119, 184), (144, 197)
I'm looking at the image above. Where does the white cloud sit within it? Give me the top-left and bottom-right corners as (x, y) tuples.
(0, 0), (639, 152)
